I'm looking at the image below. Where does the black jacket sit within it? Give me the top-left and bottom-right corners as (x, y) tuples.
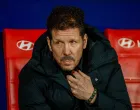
(18, 25), (132, 110)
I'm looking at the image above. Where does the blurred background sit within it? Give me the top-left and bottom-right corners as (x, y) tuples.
(0, 0), (140, 109)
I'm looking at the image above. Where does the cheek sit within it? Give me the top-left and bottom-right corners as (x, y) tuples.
(52, 47), (62, 60)
(73, 46), (83, 60)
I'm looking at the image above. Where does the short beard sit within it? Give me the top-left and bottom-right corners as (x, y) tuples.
(61, 67), (73, 75)
(61, 66), (80, 75)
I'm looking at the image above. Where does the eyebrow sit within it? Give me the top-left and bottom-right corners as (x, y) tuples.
(52, 39), (63, 41)
(51, 39), (64, 43)
(52, 37), (80, 43)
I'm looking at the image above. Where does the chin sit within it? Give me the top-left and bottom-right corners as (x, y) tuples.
(61, 66), (75, 72)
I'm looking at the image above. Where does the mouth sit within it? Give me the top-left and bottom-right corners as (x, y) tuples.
(62, 60), (73, 66)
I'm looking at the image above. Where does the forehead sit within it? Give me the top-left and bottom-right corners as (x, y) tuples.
(51, 28), (80, 39)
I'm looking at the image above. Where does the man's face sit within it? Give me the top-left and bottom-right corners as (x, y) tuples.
(47, 28), (87, 72)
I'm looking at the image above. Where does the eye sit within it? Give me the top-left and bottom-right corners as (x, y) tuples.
(70, 40), (77, 44)
(55, 41), (62, 45)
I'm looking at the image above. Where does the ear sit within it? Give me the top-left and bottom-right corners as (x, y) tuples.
(83, 34), (88, 49)
(47, 36), (52, 52)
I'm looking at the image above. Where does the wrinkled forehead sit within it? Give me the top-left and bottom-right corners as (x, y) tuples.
(51, 28), (81, 38)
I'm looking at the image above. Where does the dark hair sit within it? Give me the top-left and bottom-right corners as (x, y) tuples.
(47, 6), (85, 39)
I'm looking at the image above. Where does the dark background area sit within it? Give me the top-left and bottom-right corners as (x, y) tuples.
(0, 0), (140, 109)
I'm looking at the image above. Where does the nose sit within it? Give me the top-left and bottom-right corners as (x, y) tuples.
(63, 44), (71, 56)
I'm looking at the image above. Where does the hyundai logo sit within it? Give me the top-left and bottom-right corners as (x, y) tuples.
(118, 38), (135, 49)
(17, 40), (34, 51)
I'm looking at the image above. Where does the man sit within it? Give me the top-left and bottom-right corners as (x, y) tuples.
(18, 6), (132, 110)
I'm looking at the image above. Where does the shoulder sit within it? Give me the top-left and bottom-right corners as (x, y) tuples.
(84, 36), (118, 70)
(18, 61), (50, 88)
